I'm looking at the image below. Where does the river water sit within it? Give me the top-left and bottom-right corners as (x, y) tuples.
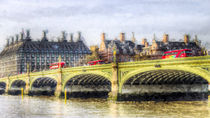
(0, 95), (209, 118)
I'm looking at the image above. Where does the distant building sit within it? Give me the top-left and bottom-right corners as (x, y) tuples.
(99, 32), (143, 62)
(0, 30), (91, 77)
(141, 34), (202, 58)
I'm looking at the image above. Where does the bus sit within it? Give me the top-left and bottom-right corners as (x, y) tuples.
(162, 49), (193, 59)
(49, 62), (65, 69)
(88, 60), (105, 66)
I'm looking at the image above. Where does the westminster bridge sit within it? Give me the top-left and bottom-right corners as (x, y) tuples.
(0, 56), (210, 101)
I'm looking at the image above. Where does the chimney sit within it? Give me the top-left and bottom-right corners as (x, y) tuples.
(15, 34), (19, 43)
(6, 38), (10, 46)
(26, 30), (30, 38)
(145, 42), (149, 48)
(61, 31), (67, 42)
(70, 33), (74, 42)
(25, 29), (31, 41)
(163, 34), (169, 43)
(131, 32), (136, 43)
(20, 32), (24, 41)
(120, 33), (125, 42)
(42, 30), (48, 41)
(101, 33), (105, 41)
(141, 38), (147, 45)
(184, 34), (189, 44)
(77, 31), (81, 41)
(11, 37), (14, 44)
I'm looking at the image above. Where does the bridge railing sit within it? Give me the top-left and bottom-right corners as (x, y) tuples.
(118, 55), (210, 67)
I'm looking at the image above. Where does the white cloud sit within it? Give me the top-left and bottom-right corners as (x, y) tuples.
(0, 0), (210, 50)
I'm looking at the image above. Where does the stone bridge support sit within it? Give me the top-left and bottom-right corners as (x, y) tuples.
(5, 78), (9, 94)
(55, 68), (62, 97)
(109, 63), (119, 100)
(24, 73), (30, 95)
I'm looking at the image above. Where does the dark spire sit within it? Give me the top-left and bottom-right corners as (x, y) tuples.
(69, 33), (74, 42)
(15, 34), (19, 43)
(25, 29), (31, 41)
(11, 37), (14, 44)
(42, 30), (48, 41)
(77, 31), (82, 41)
(20, 32), (24, 41)
(61, 31), (67, 42)
(6, 38), (10, 47)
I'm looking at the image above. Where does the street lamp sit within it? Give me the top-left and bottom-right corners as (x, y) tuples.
(6, 72), (13, 93)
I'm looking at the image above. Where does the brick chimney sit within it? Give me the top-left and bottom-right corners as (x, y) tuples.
(99, 33), (107, 52)
(101, 33), (105, 41)
(163, 34), (169, 43)
(184, 34), (189, 44)
(141, 38), (147, 45)
(120, 33), (125, 42)
(145, 42), (149, 48)
(131, 32), (136, 43)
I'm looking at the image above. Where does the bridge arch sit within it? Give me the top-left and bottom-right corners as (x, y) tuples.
(63, 73), (111, 98)
(119, 66), (209, 101)
(30, 77), (57, 95)
(8, 80), (26, 95)
(120, 66), (210, 89)
(10, 80), (26, 89)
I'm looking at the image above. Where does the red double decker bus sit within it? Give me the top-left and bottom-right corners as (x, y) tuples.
(88, 60), (105, 66)
(49, 62), (65, 69)
(162, 49), (193, 59)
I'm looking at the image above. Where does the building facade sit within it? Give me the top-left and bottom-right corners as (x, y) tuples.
(0, 30), (91, 77)
(99, 33), (143, 62)
(140, 34), (203, 58)
(99, 33), (203, 61)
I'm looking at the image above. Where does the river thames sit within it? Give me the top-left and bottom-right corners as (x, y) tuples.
(0, 95), (209, 118)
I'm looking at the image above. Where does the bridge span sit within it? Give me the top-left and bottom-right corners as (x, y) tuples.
(0, 56), (210, 101)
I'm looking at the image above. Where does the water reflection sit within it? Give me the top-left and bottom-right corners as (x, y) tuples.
(0, 95), (209, 118)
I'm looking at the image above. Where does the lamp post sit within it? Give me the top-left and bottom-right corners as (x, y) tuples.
(6, 72), (12, 93)
(113, 44), (116, 63)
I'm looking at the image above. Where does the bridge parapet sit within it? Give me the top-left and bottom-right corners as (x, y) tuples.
(118, 56), (210, 68)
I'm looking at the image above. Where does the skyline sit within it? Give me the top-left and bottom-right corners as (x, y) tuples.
(0, 0), (210, 49)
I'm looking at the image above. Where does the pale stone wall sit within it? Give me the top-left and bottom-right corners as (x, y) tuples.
(122, 84), (208, 94)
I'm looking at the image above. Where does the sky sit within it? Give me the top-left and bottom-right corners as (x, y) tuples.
(0, 0), (210, 49)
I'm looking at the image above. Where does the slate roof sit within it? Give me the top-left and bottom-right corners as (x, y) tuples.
(104, 39), (143, 55)
(0, 36), (91, 57)
(164, 41), (201, 51)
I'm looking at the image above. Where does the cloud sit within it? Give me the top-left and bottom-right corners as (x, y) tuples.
(0, 0), (209, 49)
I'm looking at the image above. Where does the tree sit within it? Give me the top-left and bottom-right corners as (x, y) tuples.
(85, 45), (101, 63)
